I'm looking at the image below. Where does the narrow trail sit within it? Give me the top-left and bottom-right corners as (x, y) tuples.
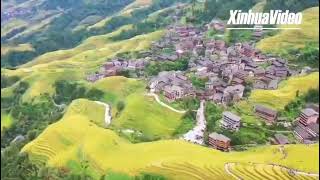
(182, 100), (206, 145)
(94, 101), (112, 126)
(224, 163), (243, 180)
(224, 162), (319, 180)
(146, 93), (186, 114)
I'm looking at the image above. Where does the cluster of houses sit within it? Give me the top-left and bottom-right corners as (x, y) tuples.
(86, 58), (148, 82)
(148, 23), (291, 106)
(84, 19), (317, 151)
(149, 71), (194, 102)
(293, 105), (319, 144)
(208, 103), (319, 151)
(208, 111), (241, 151)
(2, 7), (34, 22)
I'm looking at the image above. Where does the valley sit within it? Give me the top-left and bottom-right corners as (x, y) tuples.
(1, 0), (319, 179)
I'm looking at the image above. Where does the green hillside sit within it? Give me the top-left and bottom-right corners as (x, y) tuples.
(22, 98), (319, 179)
(249, 72), (319, 110)
(1, 1), (319, 179)
(257, 7), (319, 54)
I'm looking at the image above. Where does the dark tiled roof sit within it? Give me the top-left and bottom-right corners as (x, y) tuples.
(209, 132), (230, 142)
(274, 134), (289, 144)
(254, 104), (277, 116)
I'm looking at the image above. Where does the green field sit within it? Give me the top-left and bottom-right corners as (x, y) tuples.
(1, 18), (28, 38)
(21, 29), (163, 68)
(0, 29), (164, 102)
(257, 7), (319, 54)
(1, 112), (14, 131)
(1, 43), (34, 56)
(249, 72), (319, 110)
(228, 163), (318, 180)
(21, 98), (319, 179)
(92, 76), (183, 139)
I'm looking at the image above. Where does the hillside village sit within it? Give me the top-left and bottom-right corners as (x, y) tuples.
(86, 19), (319, 152)
(1, 0), (319, 179)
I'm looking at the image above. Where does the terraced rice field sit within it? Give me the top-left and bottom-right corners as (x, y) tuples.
(146, 162), (231, 180)
(228, 163), (318, 180)
(257, 7), (319, 54)
(249, 72), (319, 110)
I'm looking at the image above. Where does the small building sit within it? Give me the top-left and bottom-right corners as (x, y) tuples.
(163, 85), (185, 102)
(254, 105), (278, 124)
(221, 111), (241, 131)
(274, 134), (289, 145)
(299, 108), (319, 126)
(208, 132), (231, 151)
(207, 19), (225, 32)
(294, 123), (319, 143)
(306, 104), (319, 113)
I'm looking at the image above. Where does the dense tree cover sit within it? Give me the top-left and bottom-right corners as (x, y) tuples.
(173, 110), (196, 136)
(1, 0), (188, 68)
(145, 58), (189, 76)
(177, 97), (200, 110)
(1, 94), (63, 147)
(190, 76), (207, 90)
(220, 125), (273, 146)
(53, 80), (104, 104)
(1, 50), (37, 67)
(1, 140), (168, 180)
(286, 43), (319, 69)
(1, 81), (29, 109)
(1, 142), (39, 180)
(225, 29), (253, 44)
(281, 87), (319, 121)
(243, 81), (253, 98)
(191, 0), (257, 24)
(110, 8), (176, 41)
(1, 0), (132, 68)
(205, 102), (223, 133)
(1, 75), (20, 88)
(263, 0), (319, 13)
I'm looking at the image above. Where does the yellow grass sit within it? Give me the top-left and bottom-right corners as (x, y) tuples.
(1, 18), (27, 37)
(229, 163), (318, 180)
(1, 43), (34, 56)
(249, 72), (319, 110)
(2, 29), (164, 103)
(88, 0), (152, 30)
(257, 7), (319, 54)
(22, 98), (319, 179)
(21, 29), (162, 68)
(251, 0), (266, 13)
(1, 112), (13, 131)
(8, 13), (62, 41)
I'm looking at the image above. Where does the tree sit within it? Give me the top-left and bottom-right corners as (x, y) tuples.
(116, 101), (125, 112)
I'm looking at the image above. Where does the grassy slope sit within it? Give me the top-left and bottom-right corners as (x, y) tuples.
(8, 13), (63, 41)
(1, 43), (34, 56)
(1, 112), (14, 131)
(257, 7), (319, 54)
(20, 29), (162, 68)
(87, 0), (153, 30)
(0, 29), (163, 102)
(249, 72), (319, 110)
(251, 0), (266, 13)
(1, 18), (28, 37)
(22, 99), (319, 179)
(92, 76), (183, 138)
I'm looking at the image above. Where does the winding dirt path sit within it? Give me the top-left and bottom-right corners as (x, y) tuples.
(94, 101), (112, 126)
(146, 93), (186, 114)
(224, 163), (243, 180)
(182, 100), (206, 145)
(224, 162), (319, 180)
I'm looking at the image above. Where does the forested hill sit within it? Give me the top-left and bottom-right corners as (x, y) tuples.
(1, 0), (189, 67)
